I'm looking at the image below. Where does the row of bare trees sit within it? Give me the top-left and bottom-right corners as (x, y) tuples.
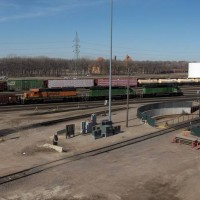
(0, 56), (188, 77)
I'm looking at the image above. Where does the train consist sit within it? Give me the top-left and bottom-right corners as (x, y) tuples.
(0, 84), (182, 105)
(5, 78), (137, 91)
(21, 87), (136, 103)
(0, 77), (200, 93)
(0, 77), (187, 104)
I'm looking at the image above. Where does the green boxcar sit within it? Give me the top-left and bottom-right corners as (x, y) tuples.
(89, 86), (135, 100)
(7, 79), (46, 91)
(142, 84), (182, 97)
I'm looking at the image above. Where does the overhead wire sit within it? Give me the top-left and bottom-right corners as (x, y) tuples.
(0, 39), (200, 60)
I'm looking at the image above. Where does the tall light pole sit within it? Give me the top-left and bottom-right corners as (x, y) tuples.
(126, 67), (130, 127)
(108, 0), (113, 122)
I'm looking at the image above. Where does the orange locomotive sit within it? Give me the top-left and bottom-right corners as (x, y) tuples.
(23, 87), (78, 103)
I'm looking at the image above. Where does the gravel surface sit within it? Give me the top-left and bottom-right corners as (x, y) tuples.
(1, 103), (200, 200)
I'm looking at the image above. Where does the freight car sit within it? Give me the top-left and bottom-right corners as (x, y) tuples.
(47, 77), (138, 88)
(47, 79), (95, 88)
(158, 79), (178, 84)
(7, 79), (47, 91)
(137, 78), (200, 86)
(0, 81), (7, 91)
(3, 77), (200, 93)
(22, 87), (77, 103)
(137, 79), (158, 86)
(88, 86), (135, 100)
(177, 78), (197, 85)
(0, 94), (19, 105)
(96, 78), (137, 87)
(141, 84), (183, 97)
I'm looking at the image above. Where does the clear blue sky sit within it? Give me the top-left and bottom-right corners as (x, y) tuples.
(0, 0), (200, 61)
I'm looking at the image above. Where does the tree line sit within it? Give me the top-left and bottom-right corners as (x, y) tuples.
(0, 57), (188, 77)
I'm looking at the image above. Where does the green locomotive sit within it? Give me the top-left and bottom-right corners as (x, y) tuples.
(88, 86), (135, 100)
(141, 84), (183, 97)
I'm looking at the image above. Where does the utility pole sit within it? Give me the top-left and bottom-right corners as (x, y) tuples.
(108, 0), (113, 122)
(126, 67), (130, 127)
(73, 32), (80, 78)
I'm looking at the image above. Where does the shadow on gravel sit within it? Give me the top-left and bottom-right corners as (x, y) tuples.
(114, 117), (138, 124)
(127, 123), (144, 128)
(22, 106), (98, 116)
(0, 108), (127, 137)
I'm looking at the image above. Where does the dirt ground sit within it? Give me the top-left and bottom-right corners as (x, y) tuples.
(1, 103), (200, 200)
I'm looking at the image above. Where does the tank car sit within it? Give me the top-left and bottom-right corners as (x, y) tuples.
(158, 79), (178, 84)
(137, 79), (158, 86)
(177, 79), (196, 85)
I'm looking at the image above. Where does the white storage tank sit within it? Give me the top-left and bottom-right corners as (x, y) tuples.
(188, 63), (200, 78)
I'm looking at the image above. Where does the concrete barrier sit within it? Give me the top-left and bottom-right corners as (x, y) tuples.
(39, 144), (63, 153)
(143, 107), (191, 117)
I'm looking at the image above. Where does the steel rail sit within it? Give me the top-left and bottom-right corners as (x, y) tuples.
(1, 117), (199, 185)
(0, 95), (197, 112)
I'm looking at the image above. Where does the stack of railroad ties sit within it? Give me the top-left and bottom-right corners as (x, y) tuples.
(171, 126), (200, 150)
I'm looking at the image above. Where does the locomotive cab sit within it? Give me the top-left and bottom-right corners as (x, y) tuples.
(23, 89), (42, 103)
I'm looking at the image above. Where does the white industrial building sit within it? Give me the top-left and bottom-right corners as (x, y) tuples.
(188, 63), (200, 78)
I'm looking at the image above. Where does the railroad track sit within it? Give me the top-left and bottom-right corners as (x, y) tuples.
(0, 96), (198, 137)
(1, 117), (199, 185)
(0, 83), (199, 112)
(0, 95), (198, 112)
(0, 105), (127, 137)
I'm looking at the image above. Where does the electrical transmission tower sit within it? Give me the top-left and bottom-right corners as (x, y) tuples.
(73, 32), (80, 77)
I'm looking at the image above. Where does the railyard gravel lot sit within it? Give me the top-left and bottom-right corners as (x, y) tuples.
(1, 103), (200, 200)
